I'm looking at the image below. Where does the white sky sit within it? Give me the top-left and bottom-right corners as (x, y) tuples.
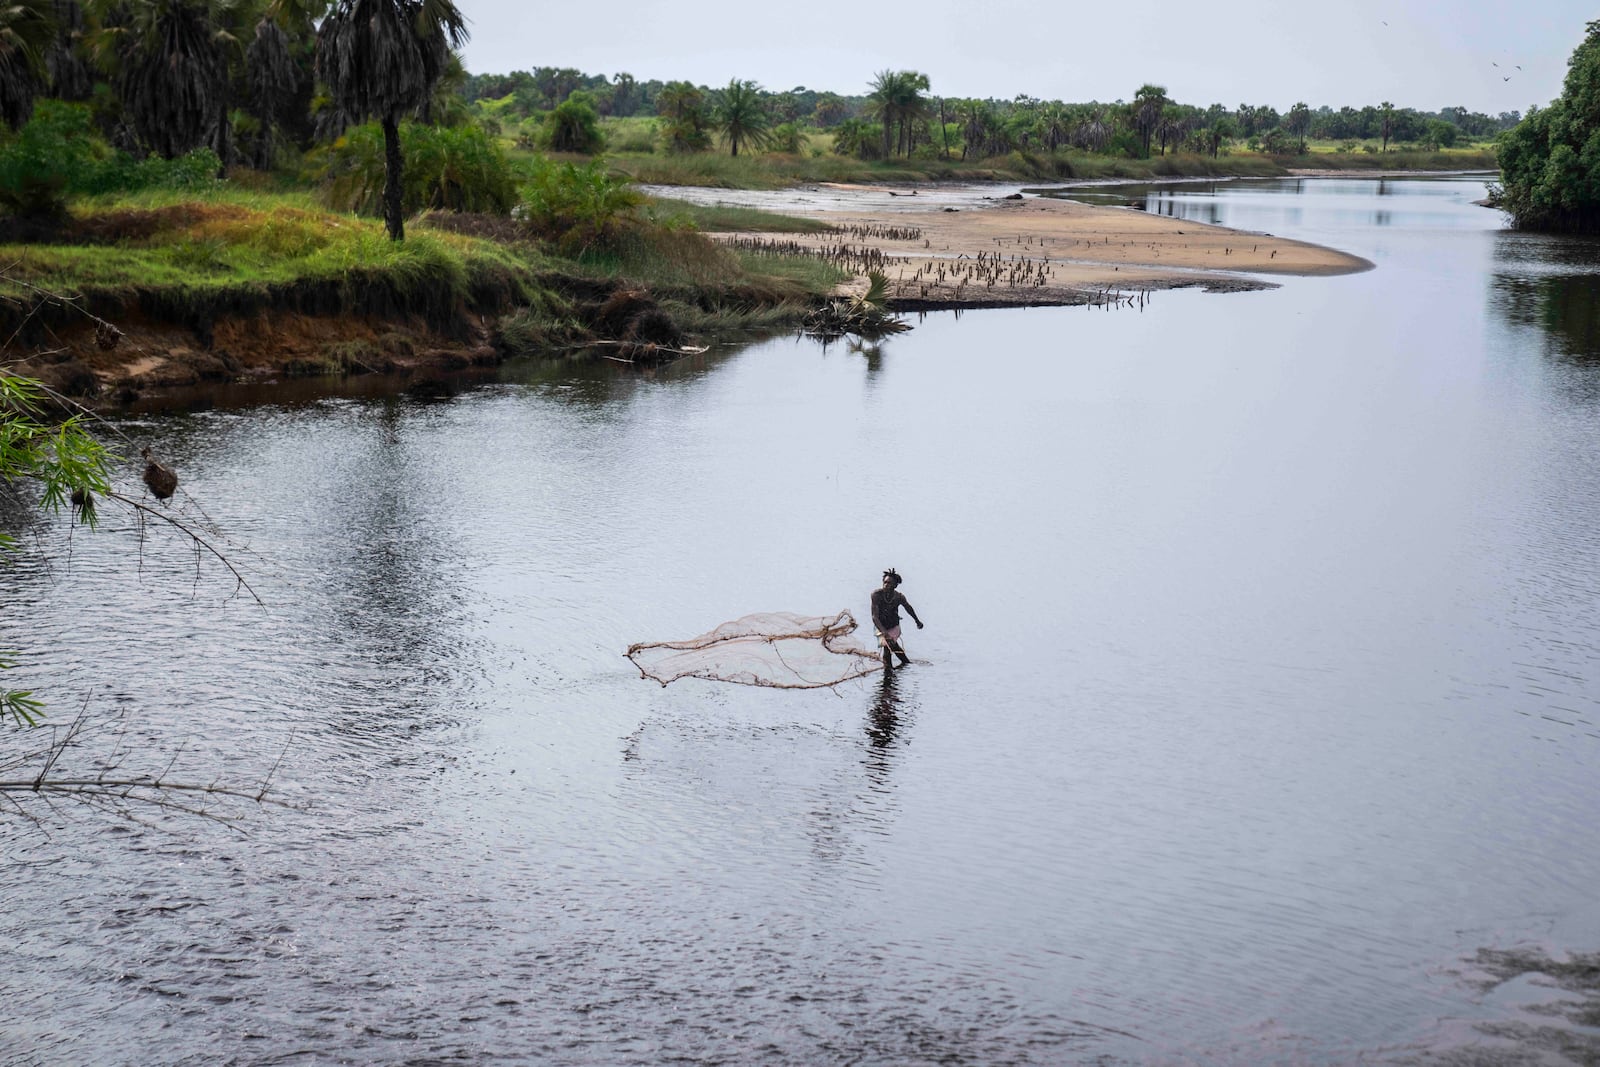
(456, 0), (1589, 115)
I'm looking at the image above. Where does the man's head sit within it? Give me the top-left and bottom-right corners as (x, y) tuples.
(882, 568), (901, 588)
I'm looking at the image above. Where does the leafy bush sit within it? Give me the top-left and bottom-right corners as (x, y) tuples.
(82, 147), (222, 195)
(321, 122), (518, 217)
(518, 157), (643, 251)
(769, 122), (803, 154)
(543, 91), (605, 154)
(0, 101), (221, 220)
(0, 101), (108, 219)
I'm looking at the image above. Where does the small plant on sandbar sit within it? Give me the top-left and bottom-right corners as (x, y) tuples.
(804, 270), (910, 340)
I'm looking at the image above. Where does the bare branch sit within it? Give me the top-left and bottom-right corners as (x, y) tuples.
(100, 490), (266, 609)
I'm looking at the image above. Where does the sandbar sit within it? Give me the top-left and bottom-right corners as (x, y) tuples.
(707, 186), (1373, 309)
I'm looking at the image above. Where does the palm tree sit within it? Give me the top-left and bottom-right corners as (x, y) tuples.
(1072, 106), (1111, 152)
(867, 69), (929, 158)
(1039, 102), (1070, 152)
(0, 0), (56, 129)
(1132, 83), (1167, 157)
(713, 78), (769, 157)
(1379, 101), (1394, 152)
(315, 0), (468, 241)
(44, 0), (90, 101)
(610, 70), (636, 116)
(1285, 101), (1310, 137)
(91, 0), (237, 160)
(244, 13), (296, 166)
(866, 69), (901, 158)
(1204, 115), (1235, 158)
(656, 79), (709, 152)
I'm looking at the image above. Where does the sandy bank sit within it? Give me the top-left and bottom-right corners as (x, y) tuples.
(712, 188), (1372, 308)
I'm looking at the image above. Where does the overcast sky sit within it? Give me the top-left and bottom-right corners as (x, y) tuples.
(456, 0), (1589, 115)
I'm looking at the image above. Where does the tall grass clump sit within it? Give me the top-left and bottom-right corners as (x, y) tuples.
(320, 122), (518, 217)
(518, 157), (644, 252)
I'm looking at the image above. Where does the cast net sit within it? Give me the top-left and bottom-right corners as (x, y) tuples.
(626, 610), (885, 689)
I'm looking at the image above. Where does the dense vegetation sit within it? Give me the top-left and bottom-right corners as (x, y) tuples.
(462, 65), (1512, 171)
(1497, 20), (1600, 233)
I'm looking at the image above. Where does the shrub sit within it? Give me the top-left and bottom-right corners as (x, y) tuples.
(83, 147), (222, 195)
(518, 157), (643, 252)
(0, 101), (222, 220)
(0, 101), (108, 220)
(321, 122), (518, 217)
(768, 123), (803, 154)
(543, 91), (605, 154)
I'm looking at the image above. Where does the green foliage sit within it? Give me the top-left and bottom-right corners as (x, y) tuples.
(0, 101), (222, 219)
(1498, 22), (1600, 232)
(0, 99), (103, 218)
(0, 659), (45, 727)
(321, 121), (517, 216)
(832, 118), (883, 160)
(603, 117), (657, 154)
(518, 156), (643, 251)
(0, 373), (113, 522)
(867, 70), (930, 158)
(768, 122), (802, 154)
(713, 79), (771, 157)
(543, 90), (604, 153)
(0, 370), (113, 724)
(1424, 119), (1459, 149)
(656, 80), (710, 153)
(84, 146), (224, 196)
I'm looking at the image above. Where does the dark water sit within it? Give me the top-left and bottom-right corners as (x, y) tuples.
(6, 177), (1600, 1065)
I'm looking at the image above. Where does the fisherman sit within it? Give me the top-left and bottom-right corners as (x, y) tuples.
(870, 568), (923, 669)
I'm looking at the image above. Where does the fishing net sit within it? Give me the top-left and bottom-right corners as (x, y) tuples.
(626, 610), (886, 689)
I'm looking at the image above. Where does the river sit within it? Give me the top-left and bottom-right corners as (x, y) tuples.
(4, 176), (1599, 1065)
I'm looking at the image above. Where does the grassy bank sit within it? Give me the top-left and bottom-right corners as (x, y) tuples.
(0, 187), (849, 395)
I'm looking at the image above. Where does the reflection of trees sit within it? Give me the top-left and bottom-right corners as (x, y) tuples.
(1490, 233), (1600, 362)
(322, 398), (470, 738)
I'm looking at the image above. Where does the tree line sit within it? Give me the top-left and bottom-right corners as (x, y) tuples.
(0, 0), (476, 240)
(1497, 20), (1600, 233)
(461, 65), (1519, 161)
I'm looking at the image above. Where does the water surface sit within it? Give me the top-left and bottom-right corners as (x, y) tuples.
(4, 177), (1600, 1065)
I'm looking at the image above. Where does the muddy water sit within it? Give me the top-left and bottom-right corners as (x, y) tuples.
(5, 177), (1600, 1065)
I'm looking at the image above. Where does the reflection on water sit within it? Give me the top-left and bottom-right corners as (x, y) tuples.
(6, 175), (1600, 1066)
(1036, 174), (1494, 233)
(1490, 230), (1600, 363)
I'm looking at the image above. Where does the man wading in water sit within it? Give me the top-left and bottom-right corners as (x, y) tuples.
(871, 568), (923, 669)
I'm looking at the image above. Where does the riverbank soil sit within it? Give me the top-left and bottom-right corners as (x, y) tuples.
(717, 187), (1373, 308)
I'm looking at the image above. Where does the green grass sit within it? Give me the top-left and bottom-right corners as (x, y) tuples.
(0, 189), (554, 346)
(645, 196), (835, 234)
(1, 190), (537, 300)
